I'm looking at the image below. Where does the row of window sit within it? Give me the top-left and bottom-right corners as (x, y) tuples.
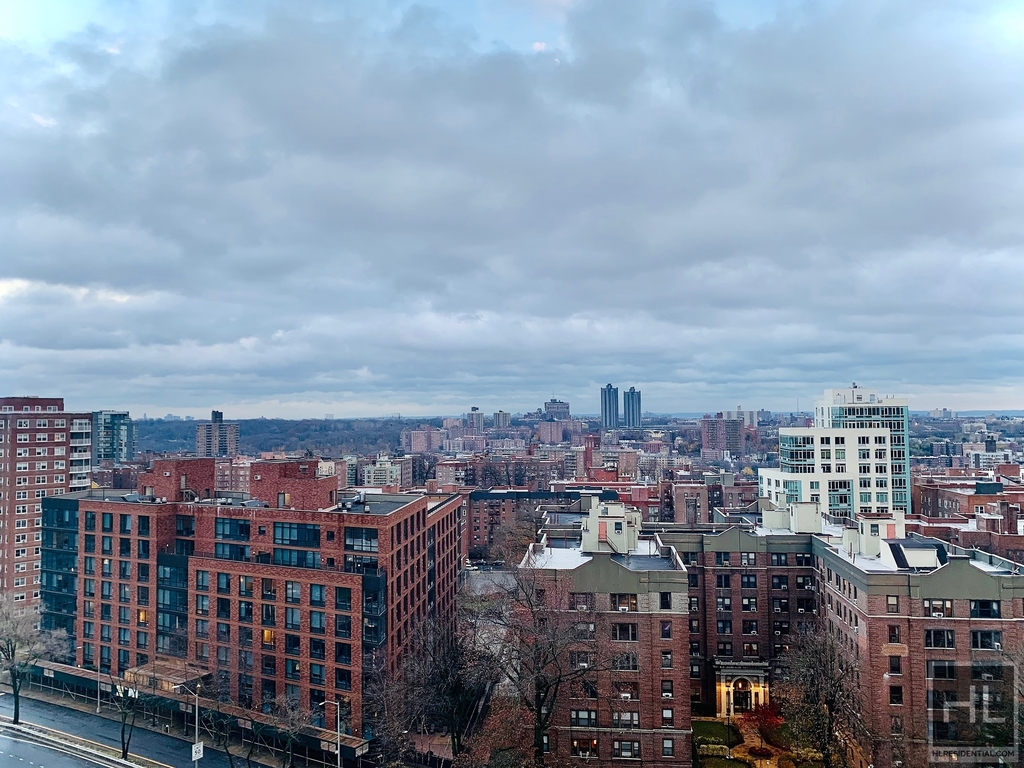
(195, 573), (353, 609)
(688, 596), (815, 613)
(570, 706), (677, 728)
(83, 536), (150, 558)
(568, 739), (676, 758)
(886, 597), (1001, 617)
(921, 629), (1003, 650)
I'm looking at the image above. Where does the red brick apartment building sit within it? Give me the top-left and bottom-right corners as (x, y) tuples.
(520, 499), (692, 767)
(527, 495), (1024, 768)
(0, 396), (92, 603)
(42, 457), (462, 759)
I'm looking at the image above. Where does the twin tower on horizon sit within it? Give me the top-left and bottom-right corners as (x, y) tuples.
(600, 383), (641, 430)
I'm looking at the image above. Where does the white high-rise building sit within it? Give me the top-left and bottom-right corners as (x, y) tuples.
(759, 386), (910, 521)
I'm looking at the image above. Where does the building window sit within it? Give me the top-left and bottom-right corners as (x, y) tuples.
(612, 740), (640, 758)
(889, 686), (903, 705)
(740, 574), (757, 589)
(888, 656), (902, 675)
(715, 574), (731, 589)
(886, 595), (899, 613)
(310, 584), (326, 607)
(927, 660), (957, 680)
(888, 625), (900, 643)
(924, 629), (955, 649)
(969, 600), (1001, 619)
(661, 650), (673, 669)
(611, 594), (638, 611)
(660, 592), (672, 610)
(335, 669), (352, 690)
(971, 630), (1002, 650)
(571, 740), (598, 758)
(570, 710), (598, 727)
(612, 624), (638, 641)
(662, 739), (675, 757)
(661, 708), (674, 727)
(660, 621), (672, 639)
(275, 522), (321, 548)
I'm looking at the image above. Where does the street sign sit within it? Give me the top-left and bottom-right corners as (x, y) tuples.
(192, 742), (204, 761)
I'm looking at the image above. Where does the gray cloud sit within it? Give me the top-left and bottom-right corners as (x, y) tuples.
(0, 0), (1020, 416)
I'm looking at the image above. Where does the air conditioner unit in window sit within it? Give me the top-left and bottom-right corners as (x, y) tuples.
(163, 472), (171, 477)
(798, 608), (805, 613)
(932, 612), (945, 618)
(253, 475), (261, 481)
(774, 631), (781, 636)
(619, 606), (629, 612)
(994, 642), (1002, 651)
(782, 584), (788, 590)
(576, 605), (589, 612)
(981, 673), (994, 681)
(620, 693), (632, 700)
(662, 692), (672, 698)
(805, 585), (815, 590)
(774, 608), (781, 613)
(578, 662), (588, 669)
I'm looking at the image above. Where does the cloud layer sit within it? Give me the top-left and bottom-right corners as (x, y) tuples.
(1, 0), (1021, 416)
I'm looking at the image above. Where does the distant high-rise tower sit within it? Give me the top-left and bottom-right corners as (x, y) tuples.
(93, 410), (136, 463)
(467, 407), (485, 432)
(623, 387), (642, 428)
(196, 410), (239, 457)
(600, 384), (619, 430)
(493, 411), (511, 429)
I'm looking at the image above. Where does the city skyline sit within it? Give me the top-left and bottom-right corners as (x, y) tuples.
(0, 1), (1020, 417)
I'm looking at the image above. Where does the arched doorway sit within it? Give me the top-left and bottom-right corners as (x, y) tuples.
(732, 678), (752, 713)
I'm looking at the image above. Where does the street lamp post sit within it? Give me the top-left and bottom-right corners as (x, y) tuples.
(175, 683), (201, 768)
(76, 645), (101, 714)
(318, 700), (343, 768)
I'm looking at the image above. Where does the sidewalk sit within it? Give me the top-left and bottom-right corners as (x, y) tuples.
(4, 682), (280, 768)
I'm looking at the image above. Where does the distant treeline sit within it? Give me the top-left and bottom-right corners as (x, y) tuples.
(136, 417), (444, 457)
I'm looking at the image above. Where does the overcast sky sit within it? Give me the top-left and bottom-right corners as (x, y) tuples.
(0, 0), (1021, 418)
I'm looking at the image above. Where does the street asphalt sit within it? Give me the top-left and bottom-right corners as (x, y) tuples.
(0, 693), (265, 768)
(0, 728), (100, 767)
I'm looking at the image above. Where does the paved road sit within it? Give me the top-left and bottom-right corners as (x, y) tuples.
(0, 694), (266, 768)
(0, 729), (99, 767)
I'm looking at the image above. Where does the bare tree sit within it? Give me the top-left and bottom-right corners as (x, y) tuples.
(363, 649), (414, 768)
(775, 629), (867, 768)
(0, 595), (67, 724)
(241, 705), (277, 768)
(479, 562), (607, 765)
(108, 677), (144, 760)
(200, 674), (239, 768)
(403, 614), (497, 757)
(273, 694), (316, 768)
